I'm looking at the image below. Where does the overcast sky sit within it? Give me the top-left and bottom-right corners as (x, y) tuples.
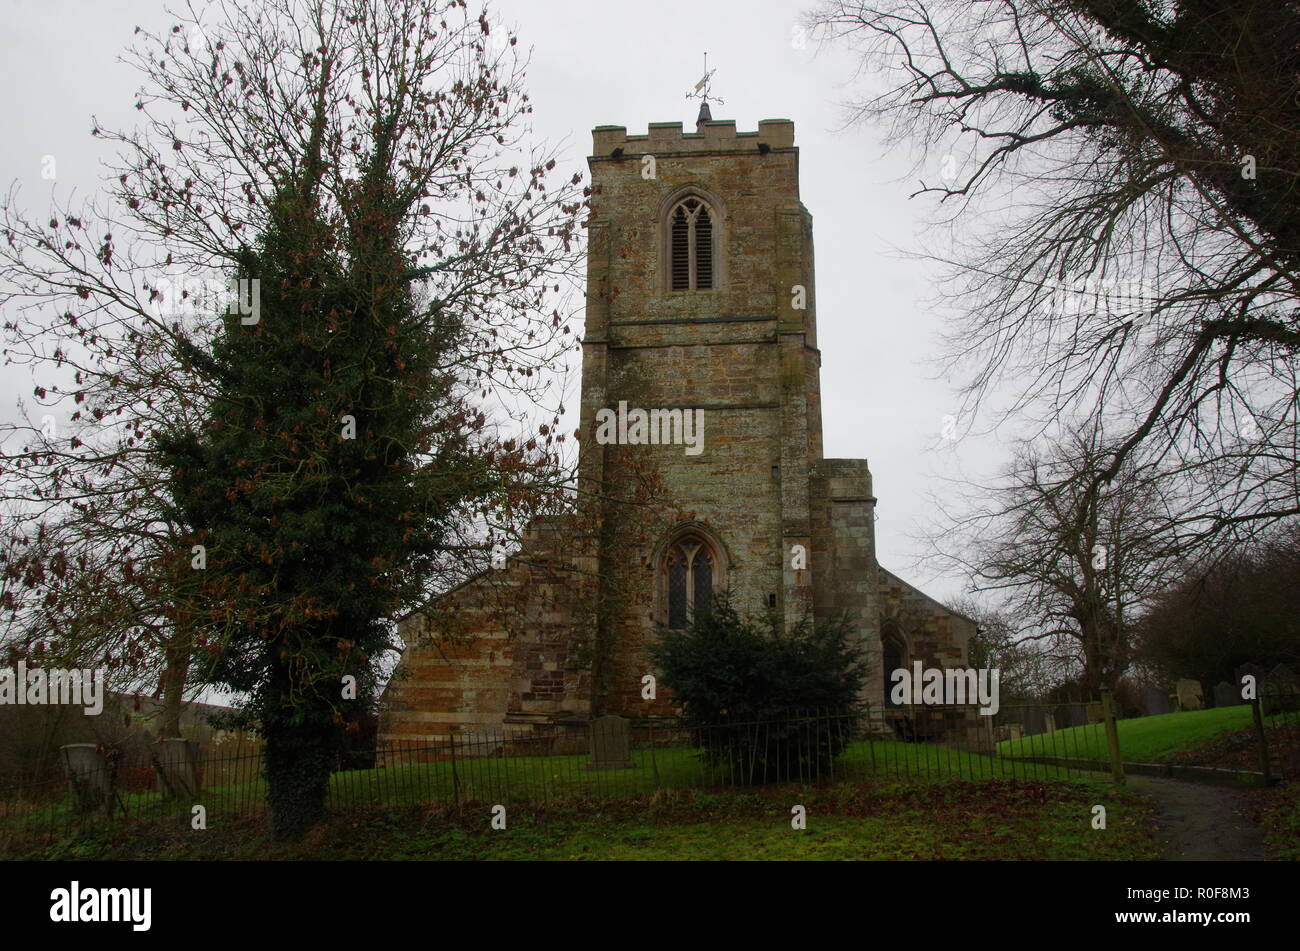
(0, 0), (1014, 603)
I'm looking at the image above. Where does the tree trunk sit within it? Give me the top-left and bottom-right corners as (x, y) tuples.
(263, 658), (338, 842)
(158, 644), (191, 738)
(264, 714), (336, 842)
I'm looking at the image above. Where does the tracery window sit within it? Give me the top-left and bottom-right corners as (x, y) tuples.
(668, 197), (715, 291)
(663, 535), (715, 627)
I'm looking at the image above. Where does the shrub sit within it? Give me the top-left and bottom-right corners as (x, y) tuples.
(651, 594), (868, 782)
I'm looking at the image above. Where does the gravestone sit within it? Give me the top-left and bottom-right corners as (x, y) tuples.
(587, 715), (635, 770)
(994, 724), (1023, 743)
(60, 743), (110, 813)
(1263, 664), (1300, 713)
(1213, 681), (1240, 709)
(153, 738), (201, 799)
(1142, 686), (1171, 716)
(1234, 663), (1264, 688)
(1267, 664), (1299, 689)
(1175, 678), (1203, 711)
(1022, 707), (1046, 736)
(1053, 704), (1084, 728)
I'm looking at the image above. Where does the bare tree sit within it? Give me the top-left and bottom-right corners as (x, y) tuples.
(927, 421), (1205, 696)
(945, 596), (1055, 701)
(1, 0), (585, 837)
(809, 0), (1300, 547)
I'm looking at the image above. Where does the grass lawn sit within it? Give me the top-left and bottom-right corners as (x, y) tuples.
(327, 737), (1098, 808)
(10, 779), (1158, 861)
(997, 706), (1279, 764)
(2, 736), (1100, 839)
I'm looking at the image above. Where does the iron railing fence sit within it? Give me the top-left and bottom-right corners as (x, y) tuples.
(7, 690), (1298, 849)
(0, 701), (1129, 846)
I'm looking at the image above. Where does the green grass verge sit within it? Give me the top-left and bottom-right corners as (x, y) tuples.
(997, 707), (1279, 764)
(9, 779), (1159, 861)
(3, 737), (1105, 838)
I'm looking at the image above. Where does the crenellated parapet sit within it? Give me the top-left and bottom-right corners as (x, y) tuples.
(591, 119), (796, 157)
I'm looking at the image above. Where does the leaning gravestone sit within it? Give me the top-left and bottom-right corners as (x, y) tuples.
(587, 715), (635, 770)
(153, 738), (202, 799)
(1213, 681), (1240, 709)
(1175, 678), (1203, 711)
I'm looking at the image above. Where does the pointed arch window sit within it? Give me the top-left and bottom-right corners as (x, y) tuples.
(668, 197), (715, 291)
(662, 535), (716, 628)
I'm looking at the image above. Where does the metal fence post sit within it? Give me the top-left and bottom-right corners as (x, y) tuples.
(1100, 688), (1124, 785)
(449, 732), (460, 809)
(649, 720), (659, 788)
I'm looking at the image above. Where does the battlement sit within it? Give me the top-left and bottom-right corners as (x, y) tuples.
(591, 119), (795, 157)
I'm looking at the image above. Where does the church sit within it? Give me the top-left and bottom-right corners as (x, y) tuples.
(379, 107), (977, 745)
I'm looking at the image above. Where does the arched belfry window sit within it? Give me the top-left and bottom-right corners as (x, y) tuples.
(658, 531), (724, 628)
(668, 196), (715, 291)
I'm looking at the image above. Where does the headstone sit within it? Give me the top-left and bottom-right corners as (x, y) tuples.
(1142, 685), (1171, 715)
(1235, 663), (1264, 688)
(1053, 704), (1081, 728)
(994, 724), (1023, 743)
(587, 715), (635, 770)
(1266, 664), (1299, 689)
(1263, 664), (1300, 713)
(153, 738), (202, 799)
(1212, 681), (1240, 708)
(1022, 707), (1046, 736)
(60, 743), (110, 813)
(1175, 678), (1203, 711)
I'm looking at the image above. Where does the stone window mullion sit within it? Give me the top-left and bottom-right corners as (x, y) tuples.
(687, 206), (698, 290)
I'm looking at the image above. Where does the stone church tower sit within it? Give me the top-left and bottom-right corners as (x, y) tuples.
(379, 112), (976, 744)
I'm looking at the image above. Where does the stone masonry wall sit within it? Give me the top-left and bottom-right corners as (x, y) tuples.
(379, 516), (593, 744)
(378, 116), (976, 742)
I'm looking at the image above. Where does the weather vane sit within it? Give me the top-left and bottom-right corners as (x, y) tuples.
(686, 52), (724, 107)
